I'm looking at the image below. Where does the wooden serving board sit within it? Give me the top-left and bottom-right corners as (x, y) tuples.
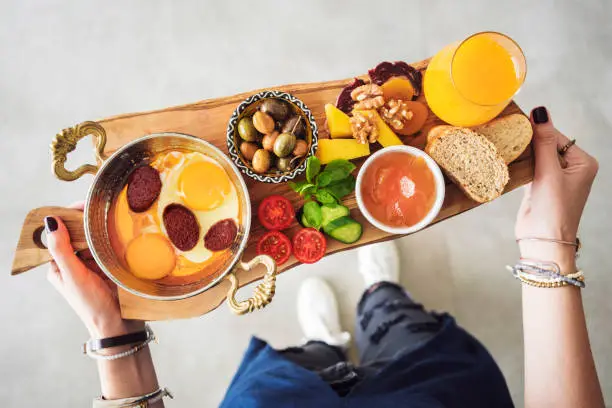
(89, 58), (533, 320)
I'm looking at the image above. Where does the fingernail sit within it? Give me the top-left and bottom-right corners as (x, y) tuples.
(44, 216), (58, 233)
(532, 106), (549, 124)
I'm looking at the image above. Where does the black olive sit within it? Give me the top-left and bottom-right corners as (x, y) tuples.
(260, 99), (290, 121)
(281, 115), (306, 138)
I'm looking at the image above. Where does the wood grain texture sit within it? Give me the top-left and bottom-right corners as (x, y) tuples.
(12, 207), (87, 275)
(84, 58), (533, 320)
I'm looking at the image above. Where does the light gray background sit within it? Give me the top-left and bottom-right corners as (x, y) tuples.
(1, 1), (610, 407)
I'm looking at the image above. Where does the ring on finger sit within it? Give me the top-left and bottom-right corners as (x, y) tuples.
(558, 139), (576, 156)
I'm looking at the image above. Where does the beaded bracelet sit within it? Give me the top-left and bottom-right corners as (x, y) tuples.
(506, 260), (586, 289)
(513, 270), (585, 288)
(85, 325), (157, 361)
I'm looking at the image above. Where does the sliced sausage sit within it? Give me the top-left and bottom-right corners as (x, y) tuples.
(204, 219), (238, 251)
(163, 204), (200, 251)
(127, 165), (162, 212)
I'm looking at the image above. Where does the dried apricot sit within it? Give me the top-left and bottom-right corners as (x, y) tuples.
(393, 101), (429, 136)
(381, 77), (415, 102)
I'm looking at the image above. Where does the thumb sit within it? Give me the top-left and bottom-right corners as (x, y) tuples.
(45, 216), (87, 278)
(530, 106), (561, 178)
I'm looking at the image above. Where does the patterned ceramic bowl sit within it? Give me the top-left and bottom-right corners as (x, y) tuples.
(226, 90), (318, 183)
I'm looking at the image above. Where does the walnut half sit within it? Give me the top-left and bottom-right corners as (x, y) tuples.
(380, 99), (414, 131)
(350, 111), (378, 144)
(351, 84), (385, 110)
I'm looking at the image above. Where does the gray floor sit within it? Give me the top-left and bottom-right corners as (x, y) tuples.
(1, 1), (611, 407)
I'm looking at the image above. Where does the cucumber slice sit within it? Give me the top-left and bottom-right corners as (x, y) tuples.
(321, 204), (350, 227)
(297, 206), (314, 228)
(301, 213), (313, 228)
(323, 216), (362, 244)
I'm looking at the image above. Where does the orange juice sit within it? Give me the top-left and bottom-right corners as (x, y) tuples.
(424, 32), (526, 127)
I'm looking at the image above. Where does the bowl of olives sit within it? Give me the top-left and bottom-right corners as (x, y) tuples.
(227, 90), (318, 183)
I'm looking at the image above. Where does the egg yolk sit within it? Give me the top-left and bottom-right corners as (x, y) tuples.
(125, 233), (176, 280)
(179, 161), (231, 211)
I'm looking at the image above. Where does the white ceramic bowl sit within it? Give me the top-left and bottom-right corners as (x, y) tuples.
(355, 145), (446, 235)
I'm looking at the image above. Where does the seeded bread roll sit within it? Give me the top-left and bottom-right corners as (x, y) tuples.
(425, 127), (509, 203)
(472, 114), (532, 164)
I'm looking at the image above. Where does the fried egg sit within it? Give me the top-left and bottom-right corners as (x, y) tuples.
(154, 151), (240, 265)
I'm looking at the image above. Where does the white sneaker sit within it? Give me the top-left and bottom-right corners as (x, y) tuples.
(358, 240), (400, 288)
(297, 277), (351, 348)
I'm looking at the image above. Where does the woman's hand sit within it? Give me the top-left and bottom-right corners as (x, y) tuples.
(515, 106), (598, 272)
(45, 202), (144, 338)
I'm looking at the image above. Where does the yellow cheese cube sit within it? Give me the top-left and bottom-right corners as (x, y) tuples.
(372, 111), (404, 147)
(316, 138), (370, 164)
(324, 104), (353, 138)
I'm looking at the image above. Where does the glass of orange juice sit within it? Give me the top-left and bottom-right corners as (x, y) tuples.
(424, 32), (526, 127)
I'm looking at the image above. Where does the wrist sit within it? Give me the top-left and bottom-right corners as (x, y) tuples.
(519, 241), (577, 275)
(90, 318), (146, 339)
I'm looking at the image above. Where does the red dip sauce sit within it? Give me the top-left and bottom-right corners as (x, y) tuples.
(361, 152), (437, 228)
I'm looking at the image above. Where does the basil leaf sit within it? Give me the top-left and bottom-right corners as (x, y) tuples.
(289, 180), (317, 198)
(316, 172), (333, 187)
(325, 175), (356, 200)
(288, 180), (308, 193)
(315, 189), (338, 205)
(316, 160), (356, 187)
(324, 160), (356, 178)
(306, 156), (321, 184)
(301, 184), (317, 195)
(303, 201), (323, 229)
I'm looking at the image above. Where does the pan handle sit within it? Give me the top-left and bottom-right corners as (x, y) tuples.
(52, 121), (107, 181)
(225, 255), (277, 315)
(11, 207), (88, 275)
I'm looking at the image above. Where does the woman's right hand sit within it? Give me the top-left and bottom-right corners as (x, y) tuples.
(515, 106), (598, 272)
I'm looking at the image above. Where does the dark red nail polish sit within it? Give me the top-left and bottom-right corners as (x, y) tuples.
(533, 106), (549, 124)
(44, 216), (58, 233)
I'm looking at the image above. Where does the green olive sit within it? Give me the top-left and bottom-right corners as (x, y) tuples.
(273, 132), (296, 158)
(277, 156), (293, 172)
(281, 115), (306, 138)
(260, 99), (290, 121)
(237, 117), (259, 142)
(252, 149), (271, 174)
(240, 141), (258, 161)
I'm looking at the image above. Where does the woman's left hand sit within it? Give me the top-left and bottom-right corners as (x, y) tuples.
(45, 202), (144, 338)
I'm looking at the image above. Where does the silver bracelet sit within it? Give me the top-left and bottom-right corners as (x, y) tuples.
(506, 260), (586, 288)
(85, 325), (157, 361)
(516, 236), (581, 255)
(93, 387), (173, 407)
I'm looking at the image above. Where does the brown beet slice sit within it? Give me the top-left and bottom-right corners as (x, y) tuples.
(335, 78), (366, 114)
(368, 61), (422, 99)
(163, 204), (200, 251)
(127, 165), (162, 212)
(204, 219), (238, 251)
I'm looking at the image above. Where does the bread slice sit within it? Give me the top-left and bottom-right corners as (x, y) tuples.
(427, 125), (453, 144)
(472, 114), (532, 164)
(425, 128), (509, 203)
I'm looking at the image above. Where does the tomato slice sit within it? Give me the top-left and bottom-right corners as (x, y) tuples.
(258, 195), (295, 231)
(292, 228), (327, 264)
(257, 230), (292, 266)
